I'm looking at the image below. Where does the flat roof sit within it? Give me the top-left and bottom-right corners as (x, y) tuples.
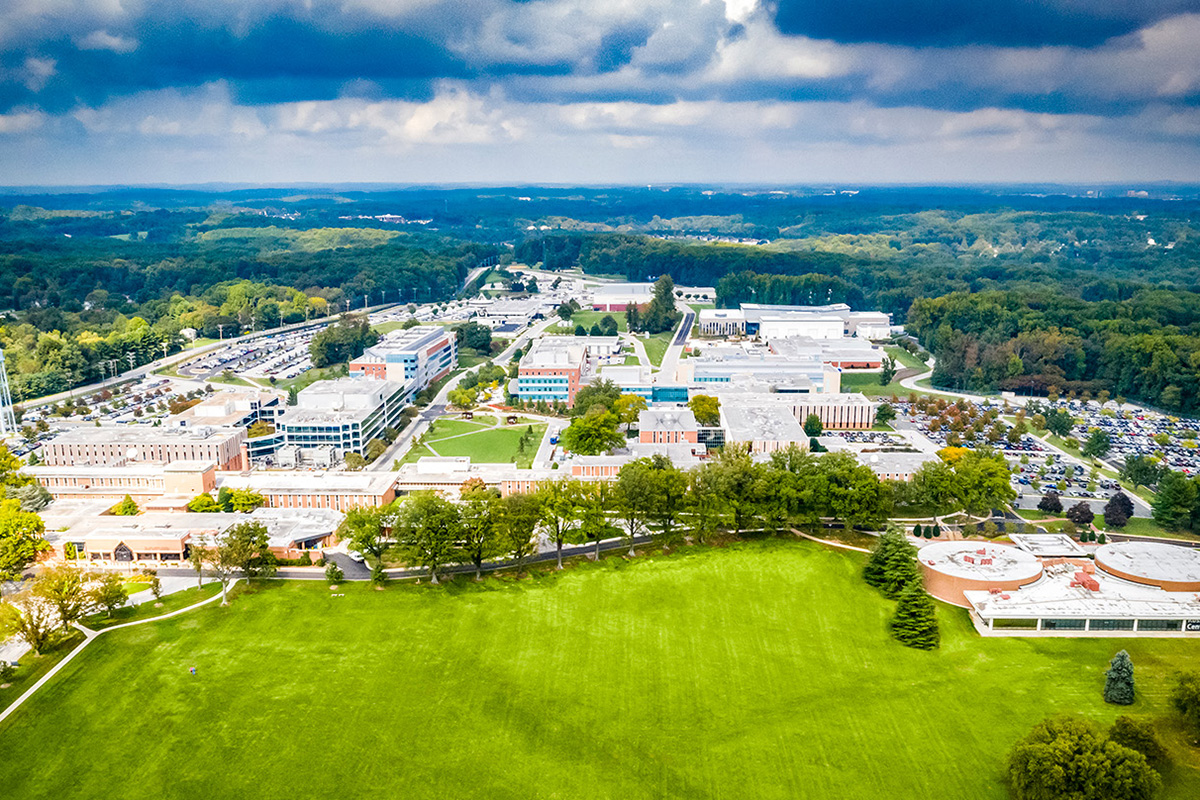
(51, 425), (244, 444)
(217, 471), (397, 495)
(721, 404), (805, 443)
(639, 408), (697, 431)
(1095, 541), (1200, 584)
(1010, 533), (1087, 558)
(966, 565), (1200, 620)
(918, 541), (1043, 582)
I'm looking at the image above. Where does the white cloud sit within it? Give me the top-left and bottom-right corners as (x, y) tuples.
(76, 30), (138, 53)
(0, 110), (45, 133)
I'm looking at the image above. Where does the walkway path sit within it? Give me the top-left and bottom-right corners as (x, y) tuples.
(370, 317), (557, 471)
(0, 581), (237, 728)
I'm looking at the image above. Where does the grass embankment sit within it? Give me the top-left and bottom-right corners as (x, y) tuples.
(883, 345), (928, 371)
(641, 332), (673, 367)
(0, 631), (85, 714)
(1, 541), (1196, 799)
(80, 583), (224, 631)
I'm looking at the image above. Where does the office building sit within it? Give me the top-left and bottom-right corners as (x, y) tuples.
(516, 336), (621, 406)
(349, 326), (457, 392)
(41, 425), (247, 471)
(277, 378), (412, 457)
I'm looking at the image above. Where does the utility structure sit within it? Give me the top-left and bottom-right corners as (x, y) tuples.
(0, 349), (17, 436)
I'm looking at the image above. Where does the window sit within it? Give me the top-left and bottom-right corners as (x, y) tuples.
(1042, 618), (1085, 630)
(1137, 619), (1182, 631)
(1089, 619), (1134, 631)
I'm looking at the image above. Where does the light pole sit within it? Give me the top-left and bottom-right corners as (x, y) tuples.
(217, 324), (225, 341)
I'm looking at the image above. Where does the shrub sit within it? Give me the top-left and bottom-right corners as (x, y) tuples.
(1172, 670), (1200, 740)
(1108, 717), (1167, 768)
(325, 562), (344, 584)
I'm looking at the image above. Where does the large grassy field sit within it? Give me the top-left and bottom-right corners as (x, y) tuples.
(1, 540), (1196, 799)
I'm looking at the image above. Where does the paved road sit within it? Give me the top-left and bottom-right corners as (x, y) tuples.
(656, 306), (694, 381)
(18, 304), (401, 411)
(369, 316), (557, 471)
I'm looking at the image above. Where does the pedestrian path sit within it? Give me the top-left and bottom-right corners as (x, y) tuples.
(0, 581), (236, 728)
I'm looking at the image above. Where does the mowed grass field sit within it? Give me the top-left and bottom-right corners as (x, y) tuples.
(1, 540), (1197, 800)
(400, 416), (546, 468)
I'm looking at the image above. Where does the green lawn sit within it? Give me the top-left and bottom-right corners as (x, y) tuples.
(884, 345), (928, 371)
(208, 373), (256, 388)
(641, 331), (673, 367)
(1112, 516), (1200, 542)
(2, 542), (1198, 799)
(838, 371), (913, 398)
(0, 631), (85, 714)
(401, 416), (545, 468)
(565, 310), (627, 333)
(276, 364), (348, 394)
(81, 583), (224, 631)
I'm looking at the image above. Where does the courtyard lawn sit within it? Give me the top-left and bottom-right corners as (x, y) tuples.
(565, 310), (627, 333)
(400, 416), (545, 468)
(838, 371), (914, 398)
(1, 540), (1197, 800)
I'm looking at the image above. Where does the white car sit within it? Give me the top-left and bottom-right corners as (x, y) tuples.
(347, 550), (366, 563)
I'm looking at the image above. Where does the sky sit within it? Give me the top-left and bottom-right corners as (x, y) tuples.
(4, 0), (1200, 185)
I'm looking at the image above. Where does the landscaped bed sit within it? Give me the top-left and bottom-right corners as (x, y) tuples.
(1, 540), (1197, 799)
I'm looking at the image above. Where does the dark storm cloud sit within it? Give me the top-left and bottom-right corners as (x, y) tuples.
(772, 0), (1200, 47)
(0, 14), (471, 113)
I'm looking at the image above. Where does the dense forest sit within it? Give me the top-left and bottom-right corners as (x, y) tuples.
(0, 206), (494, 400)
(5, 185), (1200, 409)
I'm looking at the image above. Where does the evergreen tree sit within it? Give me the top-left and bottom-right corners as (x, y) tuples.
(881, 534), (920, 599)
(1104, 650), (1136, 705)
(890, 582), (940, 650)
(862, 530), (895, 589)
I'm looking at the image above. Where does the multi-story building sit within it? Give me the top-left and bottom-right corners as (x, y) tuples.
(680, 348), (842, 393)
(698, 303), (891, 340)
(276, 378), (412, 457)
(638, 408), (699, 444)
(166, 390), (285, 429)
(516, 336), (621, 406)
(26, 461), (217, 506)
(591, 282), (715, 311)
(349, 326), (457, 392)
(41, 425), (247, 471)
(712, 390), (877, 431)
(216, 471), (397, 512)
